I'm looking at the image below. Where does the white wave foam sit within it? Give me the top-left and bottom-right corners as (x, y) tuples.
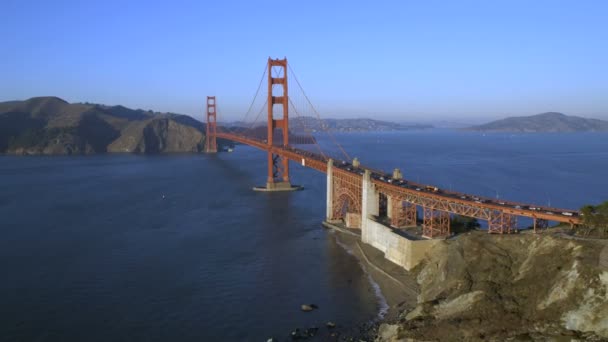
(334, 236), (355, 256)
(367, 272), (389, 320)
(334, 236), (389, 320)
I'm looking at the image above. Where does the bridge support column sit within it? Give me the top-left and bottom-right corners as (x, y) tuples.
(205, 96), (217, 153)
(405, 202), (418, 226)
(326, 159), (334, 221)
(362, 170), (379, 217)
(391, 200), (417, 228)
(361, 170), (379, 242)
(422, 207), (450, 239)
(533, 218), (548, 233)
(488, 212), (517, 234)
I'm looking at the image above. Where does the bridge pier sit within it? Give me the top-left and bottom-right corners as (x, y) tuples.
(361, 170), (380, 243)
(326, 159), (334, 221)
(256, 181), (301, 192)
(254, 155), (302, 191)
(362, 170), (379, 218)
(387, 195), (393, 219)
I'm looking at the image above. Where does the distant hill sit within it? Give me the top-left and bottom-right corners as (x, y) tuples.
(467, 112), (608, 132)
(0, 97), (205, 155)
(223, 116), (432, 132)
(291, 116), (432, 132)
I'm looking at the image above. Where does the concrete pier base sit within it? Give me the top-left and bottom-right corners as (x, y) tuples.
(324, 220), (440, 271)
(253, 181), (303, 192)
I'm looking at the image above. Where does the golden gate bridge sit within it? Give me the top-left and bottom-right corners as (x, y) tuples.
(204, 58), (580, 239)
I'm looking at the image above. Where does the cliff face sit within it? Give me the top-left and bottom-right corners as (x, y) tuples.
(107, 118), (204, 153)
(0, 97), (205, 154)
(377, 232), (608, 341)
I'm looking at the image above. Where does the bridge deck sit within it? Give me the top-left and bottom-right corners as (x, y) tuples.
(216, 132), (581, 225)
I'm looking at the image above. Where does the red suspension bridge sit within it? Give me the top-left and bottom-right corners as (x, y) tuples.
(205, 58), (581, 239)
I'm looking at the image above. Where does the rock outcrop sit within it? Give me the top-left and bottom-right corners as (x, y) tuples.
(107, 117), (204, 153)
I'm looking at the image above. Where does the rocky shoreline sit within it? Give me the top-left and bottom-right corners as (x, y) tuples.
(326, 227), (608, 341)
(261, 227), (414, 341)
(328, 229), (419, 341)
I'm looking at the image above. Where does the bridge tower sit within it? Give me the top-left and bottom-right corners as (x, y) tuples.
(255, 57), (300, 191)
(205, 96), (217, 153)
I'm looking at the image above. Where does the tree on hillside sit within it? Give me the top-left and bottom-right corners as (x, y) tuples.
(579, 201), (608, 237)
(452, 215), (480, 234)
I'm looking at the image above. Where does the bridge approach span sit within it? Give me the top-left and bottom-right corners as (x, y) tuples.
(215, 132), (581, 228)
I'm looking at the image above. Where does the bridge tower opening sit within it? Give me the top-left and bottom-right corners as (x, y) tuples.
(205, 96), (217, 153)
(253, 57), (301, 191)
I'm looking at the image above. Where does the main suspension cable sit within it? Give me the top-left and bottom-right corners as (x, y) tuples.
(287, 64), (351, 161)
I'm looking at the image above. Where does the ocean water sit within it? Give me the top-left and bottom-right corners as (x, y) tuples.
(315, 130), (608, 211)
(1, 130), (607, 341)
(0, 153), (378, 341)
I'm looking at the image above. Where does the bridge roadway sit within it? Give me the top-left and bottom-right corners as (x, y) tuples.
(216, 132), (581, 226)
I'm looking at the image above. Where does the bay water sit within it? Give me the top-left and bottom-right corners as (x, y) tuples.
(1, 130), (607, 341)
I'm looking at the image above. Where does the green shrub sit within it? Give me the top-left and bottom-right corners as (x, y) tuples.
(577, 201), (608, 237)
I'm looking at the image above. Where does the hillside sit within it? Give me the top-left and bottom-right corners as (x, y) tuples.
(291, 116), (432, 132)
(377, 232), (608, 341)
(0, 97), (205, 155)
(468, 112), (608, 132)
(226, 116), (432, 132)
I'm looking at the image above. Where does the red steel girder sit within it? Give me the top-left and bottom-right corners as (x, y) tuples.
(330, 168), (362, 220)
(215, 132), (327, 172)
(390, 198), (417, 228)
(422, 207), (450, 238)
(332, 187), (361, 220)
(488, 211), (517, 234)
(374, 181), (580, 225)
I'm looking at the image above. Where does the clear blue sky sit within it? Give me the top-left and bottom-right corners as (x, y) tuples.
(1, 0), (606, 122)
